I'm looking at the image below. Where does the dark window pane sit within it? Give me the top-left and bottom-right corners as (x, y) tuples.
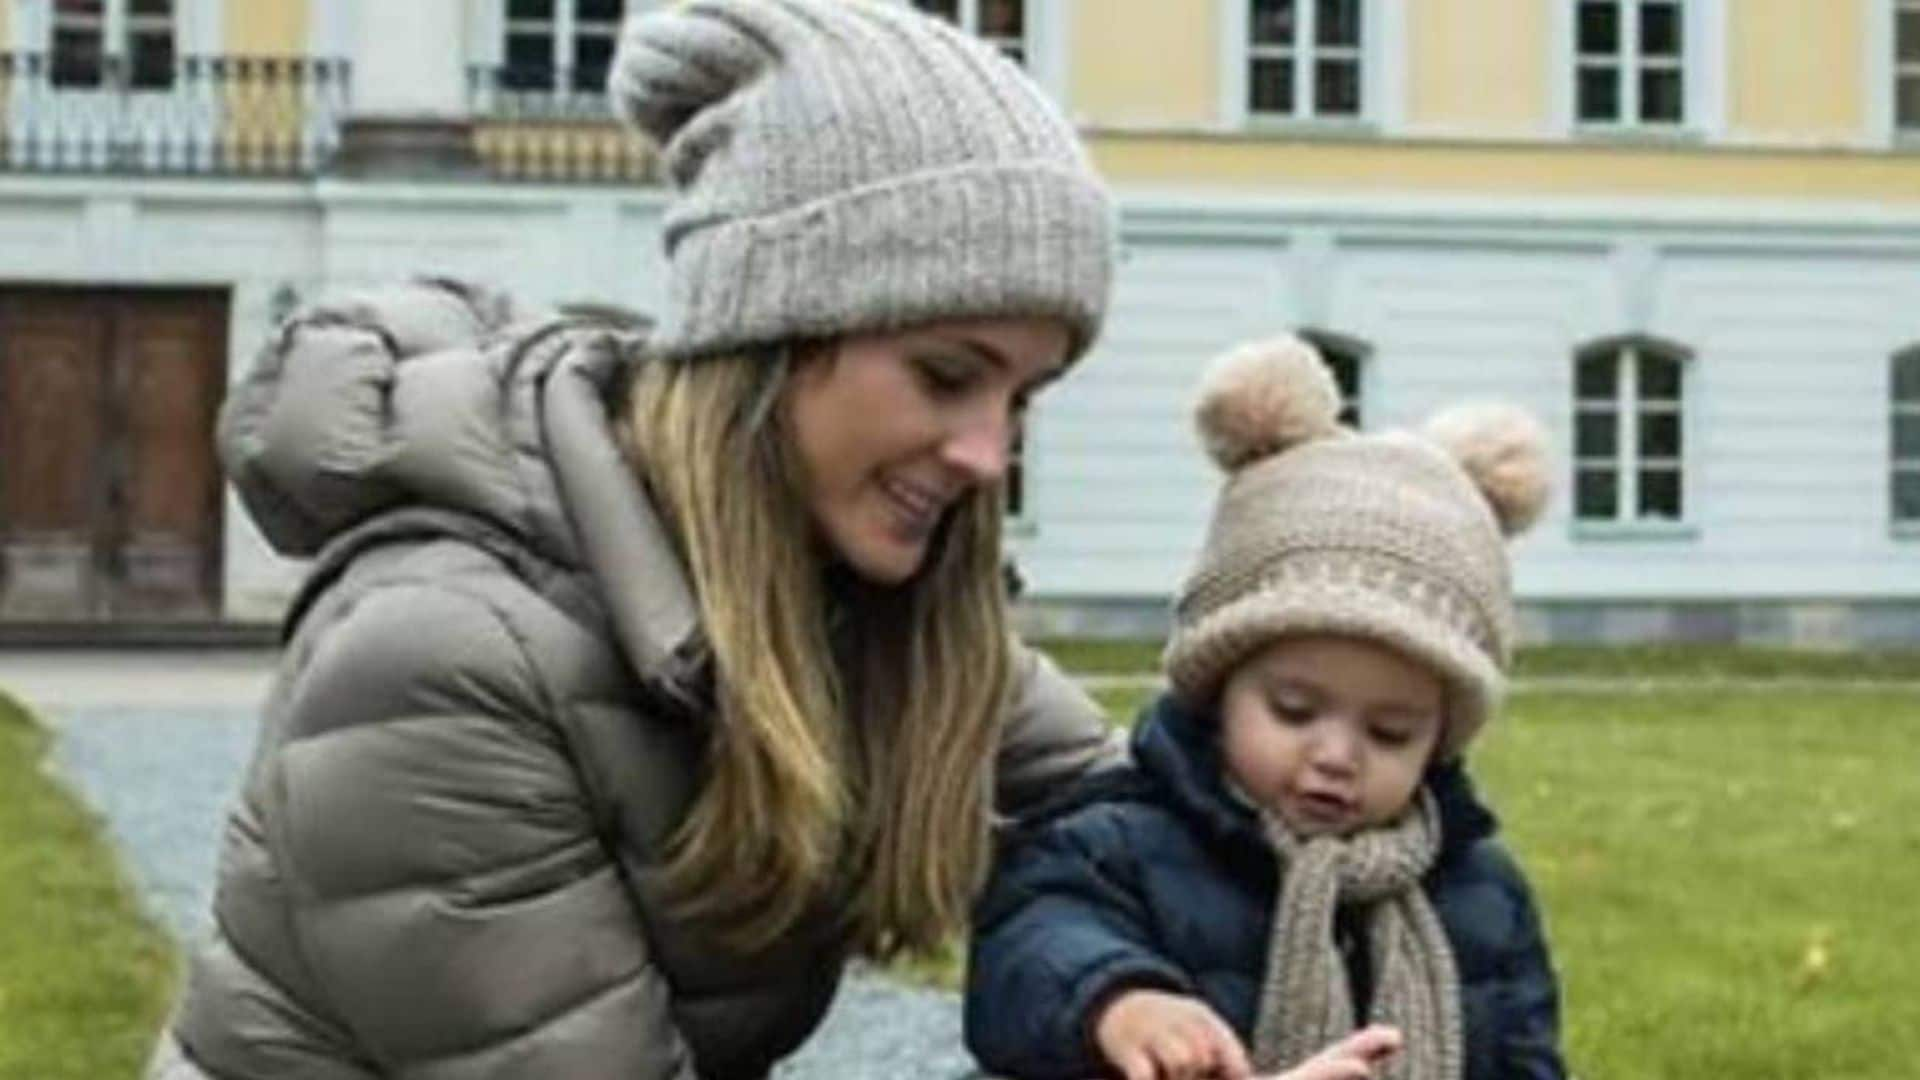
(1638, 468), (1682, 519)
(1896, 471), (1920, 521)
(1252, 0), (1297, 45)
(1316, 0), (1360, 46)
(1251, 57), (1294, 113)
(503, 32), (553, 89)
(1639, 410), (1682, 458)
(1640, 353), (1683, 399)
(1323, 351), (1363, 427)
(1576, 410), (1618, 457)
(1578, 65), (1620, 121)
(129, 0), (171, 14)
(1896, 414), (1920, 458)
(913, 0), (960, 20)
(1901, 11), (1920, 61)
(129, 29), (173, 89)
(55, 0), (103, 17)
(577, 0), (623, 19)
(50, 27), (102, 87)
(1640, 2), (1682, 57)
(509, 0), (554, 18)
(1577, 352), (1619, 398)
(981, 0), (1024, 36)
(1006, 431), (1026, 517)
(1641, 68), (1684, 122)
(1578, 2), (1619, 54)
(1895, 354), (1920, 400)
(1576, 468), (1619, 519)
(573, 34), (613, 92)
(1900, 76), (1920, 129)
(1314, 59), (1360, 115)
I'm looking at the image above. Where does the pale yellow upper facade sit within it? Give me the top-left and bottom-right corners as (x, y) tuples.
(68, 0), (1920, 200)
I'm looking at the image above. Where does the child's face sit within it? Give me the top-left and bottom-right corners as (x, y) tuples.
(1218, 634), (1444, 837)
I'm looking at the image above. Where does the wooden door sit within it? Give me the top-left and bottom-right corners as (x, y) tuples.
(0, 287), (228, 622)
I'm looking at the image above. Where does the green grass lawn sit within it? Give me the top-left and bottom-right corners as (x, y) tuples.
(1073, 681), (1920, 1079)
(0, 692), (177, 1078)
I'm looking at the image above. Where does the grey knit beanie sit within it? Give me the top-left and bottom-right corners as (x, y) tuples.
(1163, 335), (1553, 758)
(607, 0), (1115, 362)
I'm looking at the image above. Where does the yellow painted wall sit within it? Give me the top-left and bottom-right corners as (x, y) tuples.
(1068, 0), (1217, 127)
(226, 0), (308, 55)
(1729, 0), (1866, 140)
(1089, 132), (1920, 202)
(1406, 0), (1549, 134)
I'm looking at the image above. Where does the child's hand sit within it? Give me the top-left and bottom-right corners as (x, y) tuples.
(1262, 1025), (1403, 1080)
(1092, 988), (1253, 1079)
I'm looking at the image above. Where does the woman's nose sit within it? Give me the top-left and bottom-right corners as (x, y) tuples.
(940, 406), (1013, 484)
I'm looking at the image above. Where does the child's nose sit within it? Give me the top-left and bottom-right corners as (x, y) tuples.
(1308, 725), (1361, 775)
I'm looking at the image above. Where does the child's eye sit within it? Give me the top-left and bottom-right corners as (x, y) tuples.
(1268, 697), (1314, 724)
(1369, 726), (1414, 748)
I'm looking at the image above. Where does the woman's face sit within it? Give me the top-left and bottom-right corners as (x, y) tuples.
(783, 317), (1071, 584)
(1218, 634), (1445, 837)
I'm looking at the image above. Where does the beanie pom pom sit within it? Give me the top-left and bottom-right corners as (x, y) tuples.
(1193, 335), (1344, 471)
(1422, 402), (1552, 536)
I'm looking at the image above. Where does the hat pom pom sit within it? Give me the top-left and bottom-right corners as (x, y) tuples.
(1193, 335), (1344, 471)
(1423, 402), (1552, 536)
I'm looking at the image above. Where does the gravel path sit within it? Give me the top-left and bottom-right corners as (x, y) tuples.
(20, 658), (979, 1080)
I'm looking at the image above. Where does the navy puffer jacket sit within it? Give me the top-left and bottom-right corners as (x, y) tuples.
(966, 693), (1566, 1080)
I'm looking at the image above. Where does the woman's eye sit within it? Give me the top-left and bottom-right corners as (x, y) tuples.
(1369, 726), (1414, 748)
(915, 356), (976, 396)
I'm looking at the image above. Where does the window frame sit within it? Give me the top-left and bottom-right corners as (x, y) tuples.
(1893, 347), (1920, 535)
(1556, 0), (1725, 139)
(497, 0), (628, 99)
(44, 0), (179, 90)
(1226, 0), (1386, 128)
(1298, 327), (1371, 430)
(1898, 0), (1920, 136)
(1570, 334), (1698, 539)
(1221, 0), (1403, 133)
(908, 0), (1030, 64)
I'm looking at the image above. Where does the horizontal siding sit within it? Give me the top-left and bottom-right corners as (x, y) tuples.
(1022, 220), (1920, 602)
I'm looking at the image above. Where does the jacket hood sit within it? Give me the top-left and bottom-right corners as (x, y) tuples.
(1129, 693), (1497, 866)
(220, 278), (704, 692)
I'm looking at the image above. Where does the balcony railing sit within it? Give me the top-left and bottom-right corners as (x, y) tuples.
(467, 65), (658, 185)
(0, 53), (350, 176)
(0, 54), (659, 184)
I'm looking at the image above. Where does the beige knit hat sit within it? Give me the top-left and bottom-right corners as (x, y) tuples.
(607, 0), (1115, 362)
(1163, 335), (1552, 758)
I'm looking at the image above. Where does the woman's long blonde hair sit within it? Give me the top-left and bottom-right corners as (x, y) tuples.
(617, 342), (1012, 959)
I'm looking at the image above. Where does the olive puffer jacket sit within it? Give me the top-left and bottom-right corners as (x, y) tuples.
(153, 280), (1120, 1080)
(965, 693), (1565, 1080)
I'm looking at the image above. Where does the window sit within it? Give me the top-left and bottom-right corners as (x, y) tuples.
(910, 0), (1027, 65)
(1246, 0), (1363, 120)
(502, 0), (625, 95)
(1575, 0), (1684, 126)
(1894, 350), (1920, 525)
(1900, 0), (1920, 131)
(50, 0), (174, 90)
(1573, 338), (1689, 524)
(1005, 428), (1027, 519)
(1299, 329), (1369, 428)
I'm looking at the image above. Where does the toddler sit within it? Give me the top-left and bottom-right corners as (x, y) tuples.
(965, 336), (1567, 1080)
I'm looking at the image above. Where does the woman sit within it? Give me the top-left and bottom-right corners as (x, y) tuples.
(150, 3), (1388, 1078)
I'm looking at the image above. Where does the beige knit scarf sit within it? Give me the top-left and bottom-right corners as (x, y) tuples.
(1250, 790), (1463, 1080)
